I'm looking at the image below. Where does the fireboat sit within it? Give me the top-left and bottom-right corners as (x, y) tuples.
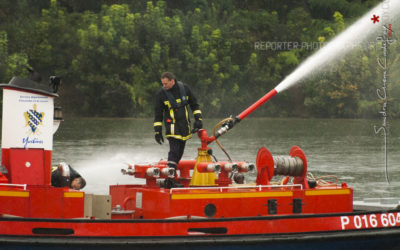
(1, 76), (400, 249)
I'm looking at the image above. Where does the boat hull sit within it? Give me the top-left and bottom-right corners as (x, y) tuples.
(1, 210), (400, 249)
(1, 229), (400, 250)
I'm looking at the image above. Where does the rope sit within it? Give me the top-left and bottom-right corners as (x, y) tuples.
(213, 117), (233, 162)
(307, 172), (338, 186)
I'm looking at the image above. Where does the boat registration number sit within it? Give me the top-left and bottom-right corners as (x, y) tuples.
(340, 213), (400, 230)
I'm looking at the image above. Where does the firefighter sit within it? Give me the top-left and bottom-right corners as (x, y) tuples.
(154, 72), (203, 188)
(51, 162), (86, 190)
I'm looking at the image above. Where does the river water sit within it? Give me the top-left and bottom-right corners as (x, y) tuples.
(51, 118), (400, 201)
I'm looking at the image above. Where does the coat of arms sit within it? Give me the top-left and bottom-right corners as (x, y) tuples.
(24, 104), (45, 134)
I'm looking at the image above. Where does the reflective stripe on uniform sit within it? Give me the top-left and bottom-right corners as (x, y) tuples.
(193, 110), (202, 115)
(166, 134), (192, 140)
(169, 109), (175, 123)
(164, 100), (171, 109)
(184, 106), (190, 133)
(153, 122), (162, 127)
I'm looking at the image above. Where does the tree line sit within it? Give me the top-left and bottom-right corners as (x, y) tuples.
(1, 0), (398, 119)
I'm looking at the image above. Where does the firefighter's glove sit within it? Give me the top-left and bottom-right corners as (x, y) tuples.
(155, 132), (164, 145)
(58, 162), (70, 177)
(194, 119), (203, 130)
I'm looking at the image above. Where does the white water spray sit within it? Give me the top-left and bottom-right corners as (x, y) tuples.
(275, 0), (400, 93)
(71, 149), (166, 194)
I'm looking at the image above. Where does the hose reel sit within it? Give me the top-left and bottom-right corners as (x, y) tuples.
(273, 155), (304, 177)
(256, 146), (308, 187)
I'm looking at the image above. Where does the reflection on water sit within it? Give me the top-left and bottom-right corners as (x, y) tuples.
(50, 118), (400, 200)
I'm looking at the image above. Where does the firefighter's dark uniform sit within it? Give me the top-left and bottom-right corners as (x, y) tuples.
(51, 164), (82, 188)
(153, 81), (202, 169)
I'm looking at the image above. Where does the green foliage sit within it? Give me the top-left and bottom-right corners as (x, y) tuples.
(0, 31), (8, 79)
(0, 31), (31, 81)
(5, 53), (30, 80)
(0, 0), (396, 119)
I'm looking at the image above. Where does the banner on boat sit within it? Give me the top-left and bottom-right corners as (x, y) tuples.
(1, 89), (54, 150)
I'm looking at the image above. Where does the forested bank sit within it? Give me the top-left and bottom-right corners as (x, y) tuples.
(0, 0), (399, 118)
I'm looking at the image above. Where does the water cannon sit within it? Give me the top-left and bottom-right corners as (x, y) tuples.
(208, 89), (278, 143)
(214, 119), (235, 138)
(192, 89), (279, 187)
